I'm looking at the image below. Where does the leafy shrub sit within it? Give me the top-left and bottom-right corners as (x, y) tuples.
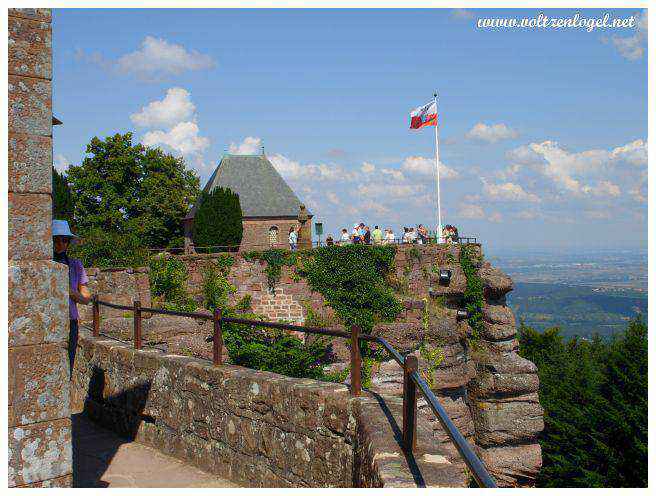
(235, 294), (253, 312)
(222, 314), (328, 379)
(70, 227), (149, 268)
(149, 255), (196, 310)
(192, 186), (243, 250)
(322, 366), (349, 383)
(202, 261), (236, 311)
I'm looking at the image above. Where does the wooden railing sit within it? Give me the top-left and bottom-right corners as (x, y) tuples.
(91, 296), (496, 487)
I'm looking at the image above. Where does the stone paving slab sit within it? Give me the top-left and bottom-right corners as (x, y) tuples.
(72, 414), (238, 488)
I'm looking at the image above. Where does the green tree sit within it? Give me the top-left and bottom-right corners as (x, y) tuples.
(52, 167), (74, 224)
(595, 317), (648, 487)
(66, 133), (199, 248)
(518, 319), (648, 488)
(192, 186), (243, 249)
(70, 227), (149, 269)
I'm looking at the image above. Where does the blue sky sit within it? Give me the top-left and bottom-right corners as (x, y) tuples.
(52, 8), (648, 252)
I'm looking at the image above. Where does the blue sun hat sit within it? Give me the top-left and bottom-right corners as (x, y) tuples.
(52, 220), (79, 242)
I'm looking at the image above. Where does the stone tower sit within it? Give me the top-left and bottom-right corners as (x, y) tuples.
(8, 8), (73, 487)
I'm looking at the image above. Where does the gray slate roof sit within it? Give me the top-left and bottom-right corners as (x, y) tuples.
(186, 154), (311, 219)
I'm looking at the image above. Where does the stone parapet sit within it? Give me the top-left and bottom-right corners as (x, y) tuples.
(73, 331), (480, 487)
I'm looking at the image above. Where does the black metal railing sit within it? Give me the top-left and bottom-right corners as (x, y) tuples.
(91, 296), (495, 487)
(148, 236), (479, 255)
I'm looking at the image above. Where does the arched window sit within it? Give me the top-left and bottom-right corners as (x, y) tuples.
(269, 226), (279, 246)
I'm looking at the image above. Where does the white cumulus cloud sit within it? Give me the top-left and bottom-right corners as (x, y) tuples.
(401, 156), (459, 179)
(361, 161), (376, 174)
(505, 139), (646, 196)
(488, 212), (503, 223)
(581, 180), (621, 197)
(142, 121), (210, 155)
(466, 122), (519, 143)
(229, 136), (262, 155)
(130, 87), (195, 128)
(482, 180), (541, 203)
(116, 36), (215, 79)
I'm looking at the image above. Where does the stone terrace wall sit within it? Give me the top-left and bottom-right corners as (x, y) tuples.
(71, 331), (468, 487)
(8, 8), (73, 487)
(79, 244), (544, 486)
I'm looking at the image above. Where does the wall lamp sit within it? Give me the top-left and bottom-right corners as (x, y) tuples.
(439, 269), (452, 286)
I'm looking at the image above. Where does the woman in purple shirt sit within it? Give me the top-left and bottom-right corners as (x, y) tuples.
(53, 220), (92, 377)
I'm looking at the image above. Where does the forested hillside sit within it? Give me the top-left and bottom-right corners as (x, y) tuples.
(518, 318), (647, 487)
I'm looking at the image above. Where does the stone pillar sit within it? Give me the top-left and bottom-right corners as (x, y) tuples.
(467, 262), (543, 487)
(8, 8), (73, 487)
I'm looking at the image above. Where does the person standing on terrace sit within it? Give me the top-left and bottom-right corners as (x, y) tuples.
(288, 225), (298, 251)
(52, 220), (92, 377)
(372, 225), (383, 245)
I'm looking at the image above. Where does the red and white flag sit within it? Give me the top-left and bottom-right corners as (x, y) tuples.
(409, 100), (437, 129)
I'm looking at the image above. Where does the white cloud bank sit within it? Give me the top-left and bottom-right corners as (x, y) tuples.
(466, 122), (519, 143)
(505, 139), (647, 196)
(78, 36), (215, 80)
(482, 179), (541, 203)
(117, 36), (215, 78)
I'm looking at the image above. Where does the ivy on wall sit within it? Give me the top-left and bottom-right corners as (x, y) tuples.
(298, 245), (403, 333)
(242, 249), (299, 291)
(243, 245), (403, 334)
(460, 245), (484, 343)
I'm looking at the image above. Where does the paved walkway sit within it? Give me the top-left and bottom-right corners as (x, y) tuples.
(72, 414), (238, 488)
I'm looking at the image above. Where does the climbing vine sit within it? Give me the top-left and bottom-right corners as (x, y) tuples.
(460, 245), (485, 344)
(242, 248), (299, 291)
(297, 244), (403, 333)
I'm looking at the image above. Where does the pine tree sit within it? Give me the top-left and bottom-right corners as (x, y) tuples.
(192, 186), (243, 250)
(52, 167), (75, 225)
(518, 319), (648, 488)
(595, 317), (648, 487)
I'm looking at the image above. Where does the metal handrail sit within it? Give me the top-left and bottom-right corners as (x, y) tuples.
(412, 371), (496, 487)
(92, 297), (495, 487)
(147, 236), (479, 255)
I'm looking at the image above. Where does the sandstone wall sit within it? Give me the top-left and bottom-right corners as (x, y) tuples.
(72, 330), (473, 487)
(240, 217), (313, 251)
(80, 244), (543, 486)
(8, 8), (73, 487)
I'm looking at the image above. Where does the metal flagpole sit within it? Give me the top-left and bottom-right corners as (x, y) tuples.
(434, 93), (443, 243)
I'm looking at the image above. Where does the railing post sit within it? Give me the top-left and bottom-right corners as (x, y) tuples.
(350, 325), (362, 397)
(213, 308), (223, 366)
(133, 300), (142, 350)
(92, 295), (100, 337)
(402, 354), (418, 452)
